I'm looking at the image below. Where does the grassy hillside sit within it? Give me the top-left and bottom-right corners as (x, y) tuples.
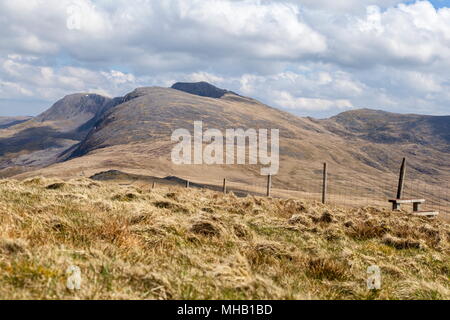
(0, 178), (448, 300)
(9, 87), (448, 215)
(0, 117), (32, 129)
(323, 109), (450, 152)
(2, 86), (449, 219)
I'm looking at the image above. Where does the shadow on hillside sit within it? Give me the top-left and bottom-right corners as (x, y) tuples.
(90, 170), (261, 198)
(0, 126), (71, 157)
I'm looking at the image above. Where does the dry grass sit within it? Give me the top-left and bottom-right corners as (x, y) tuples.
(0, 177), (448, 300)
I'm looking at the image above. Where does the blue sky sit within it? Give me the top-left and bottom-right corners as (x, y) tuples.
(424, 0), (450, 8)
(1, 0), (450, 118)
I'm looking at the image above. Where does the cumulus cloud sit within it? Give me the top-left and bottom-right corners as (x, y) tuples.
(319, 1), (450, 68)
(272, 91), (354, 111)
(296, 0), (405, 12)
(0, 54), (140, 102)
(0, 0), (449, 117)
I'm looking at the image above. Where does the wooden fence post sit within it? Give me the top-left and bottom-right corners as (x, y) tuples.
(223, 178), (227, 194)
(322, 162), (328, 204)
(186, 180), (190, 188)
(396, 157), (406, 199)
(266, 174), (272, 197)
(152, 182), (156, 189)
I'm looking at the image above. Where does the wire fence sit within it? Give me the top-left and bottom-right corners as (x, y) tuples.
(131, 167), (450, 217)
(402, 175), (450, 215)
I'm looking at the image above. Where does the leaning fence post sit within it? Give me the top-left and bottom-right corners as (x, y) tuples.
(223, 178), (227, 194)
(266, 174), (272, 197)
(396, 157), (406, 199)
(322, 162), (328, 204)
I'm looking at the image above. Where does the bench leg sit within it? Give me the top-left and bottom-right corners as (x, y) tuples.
(413, 202), (421, 212)
(392, 203), (401, 211)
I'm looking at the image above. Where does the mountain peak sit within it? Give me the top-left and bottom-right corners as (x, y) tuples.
(35, 93), (111, 123)
(171, 81), (234, 99)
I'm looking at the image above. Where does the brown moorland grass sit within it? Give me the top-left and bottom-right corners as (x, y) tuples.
(0, 177), (448, 300)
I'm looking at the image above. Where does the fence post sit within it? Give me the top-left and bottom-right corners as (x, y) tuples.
(223, 178), (227, 194)
(186, 180), (190, 188)
(266, 174), (272, 197)
(322, 162), (328, 204)
(396, 157), (406, 199)
(152, 182), (156, 189)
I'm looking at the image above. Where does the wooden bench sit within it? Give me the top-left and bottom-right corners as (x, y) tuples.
(389, 199), (425, 211)
(412, 211), (440, 217)
(388, 159), (439, 219)
(389, 199), (439, 217)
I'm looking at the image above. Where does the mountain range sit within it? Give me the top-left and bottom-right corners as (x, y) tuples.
(0, 81), (448, 208)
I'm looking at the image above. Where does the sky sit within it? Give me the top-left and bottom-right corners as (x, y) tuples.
(0, 0), (450, 118)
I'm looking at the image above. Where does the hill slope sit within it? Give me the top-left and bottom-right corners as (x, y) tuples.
(47, 85), (449, 188)
(1, 83), (449, 215)
(0, 178), (448, 299)
(66, 86), (323, 159)
(0, 117), (32, 129)
(323, 109), (450, 152)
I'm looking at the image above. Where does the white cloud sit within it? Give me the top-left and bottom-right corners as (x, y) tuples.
(232, 69), (364, 110)
(295, 0), (405, 13)
(188, 72), (225, 84)
(101, 70), (136, 85)
(0, 80), (34, 98)
(0, 55), (141, 103)
(316, 1), (450, 67)
(273, 91), (354, 111)
(0, 0), (449, 117)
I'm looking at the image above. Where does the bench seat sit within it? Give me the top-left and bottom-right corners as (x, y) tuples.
(388, 199), (425, 204)
(412, 211), (439, 217)
(389, 199), (426, 211)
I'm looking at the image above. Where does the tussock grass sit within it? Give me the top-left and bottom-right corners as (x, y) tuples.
(382, 235), (422, 250)
(305, 257), (349, 281)
(0, 178), (448, 300)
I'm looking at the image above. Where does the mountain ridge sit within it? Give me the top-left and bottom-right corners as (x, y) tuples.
(0, 116), (32, 129)
(323, 108), (450, 151)
(0, 82), (448, 205)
